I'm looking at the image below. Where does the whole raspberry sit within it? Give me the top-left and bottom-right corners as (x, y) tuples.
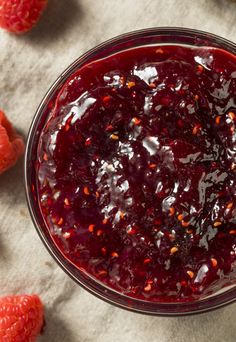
(0, 294), (44, 342)
(0, 0), (48, 34)
(0, 110), (25, 175)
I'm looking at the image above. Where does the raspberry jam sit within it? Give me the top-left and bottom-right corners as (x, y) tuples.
(36, 45), (236, 301)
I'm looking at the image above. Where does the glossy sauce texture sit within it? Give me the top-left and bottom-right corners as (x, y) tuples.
(36, 45), (236, 301)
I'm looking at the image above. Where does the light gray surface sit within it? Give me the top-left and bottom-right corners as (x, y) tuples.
(0, 0), (236, 341)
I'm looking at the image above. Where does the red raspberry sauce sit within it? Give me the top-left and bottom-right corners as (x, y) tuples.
(36, 45), (236, 301)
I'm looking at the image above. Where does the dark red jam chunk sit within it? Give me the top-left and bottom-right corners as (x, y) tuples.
(37, 45), (236, 301)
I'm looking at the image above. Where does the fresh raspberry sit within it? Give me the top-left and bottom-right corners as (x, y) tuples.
(0, 110), (25, 175)
(0, 294), (44, 342)
(0, 0), (48, 34)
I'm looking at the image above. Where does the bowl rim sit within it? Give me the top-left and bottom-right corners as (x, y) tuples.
(25, 26), (236, 316)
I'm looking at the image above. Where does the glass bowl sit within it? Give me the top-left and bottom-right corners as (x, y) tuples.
(25, 27), (236, 316)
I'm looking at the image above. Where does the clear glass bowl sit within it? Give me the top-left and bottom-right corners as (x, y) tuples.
(25, 27), (236, 315)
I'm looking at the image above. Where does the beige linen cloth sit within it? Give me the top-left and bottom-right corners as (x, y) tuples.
(0, 0), (236, 341)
